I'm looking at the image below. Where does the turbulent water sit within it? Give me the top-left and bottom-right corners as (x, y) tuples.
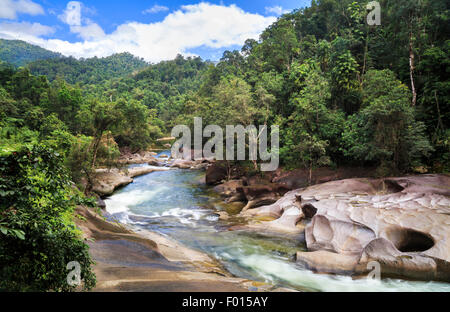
(104, 153), (450, 292)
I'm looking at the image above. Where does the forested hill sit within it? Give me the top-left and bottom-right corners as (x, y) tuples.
(0, 0), (448, 291)
(0, 39), (149, 84)
(88, 54), (210, 129)
(0, 0), (448, 175)
(27, 52), (149, 85)
(175, 0), (449, 174)
(0, 39), (61, 66)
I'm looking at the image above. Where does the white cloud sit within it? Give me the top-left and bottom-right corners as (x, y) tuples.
(70, 22), (105, 41)
(143, 4), (169, 14)
(0, 0), (44, 19)
(265, 6), (289, 16)
(58, 1), (105, 40)
(0, 2), (276, 63)
(0, 21), (54, 39)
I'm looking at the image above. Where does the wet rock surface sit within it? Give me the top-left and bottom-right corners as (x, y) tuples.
(92, 167), (172, 196)
(74, 205), (284, 292)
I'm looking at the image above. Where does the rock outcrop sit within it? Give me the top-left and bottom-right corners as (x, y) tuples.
(92, 167), (172, 196)
(92, 170), (133, 197)
(170, 158), (211, 170)
(271, 167), (377, 190)
(239, 184), (291, 211)
(242, 174), (450, 282)
(205, 161), (229, 185)
(119, 151), (159, 165)
(242, 190), (300, 219)
(74, 205), (289, 292)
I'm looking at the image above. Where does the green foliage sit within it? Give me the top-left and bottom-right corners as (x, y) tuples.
(27, 52), (148, 85)
(0, 0), (447, 292)
(0, 39), (61, 67)
(280, 62), (344, 170)
(114, 99), (162, 151)
(341, 70), (433, 173)
(0, 122), (39, 156)
(0, 145), (96, 291)
(189, 0), (446, 173)
(65, 135), (93, 185)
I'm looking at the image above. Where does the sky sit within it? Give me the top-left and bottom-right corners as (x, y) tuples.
(0, 0), (311, 63)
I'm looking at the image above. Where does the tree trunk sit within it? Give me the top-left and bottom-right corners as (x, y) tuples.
(83, 168), (94, 196)
(434, 90), (444, 135)
(409, 31), (417, 107)
(309, 165), (313, 185)
(91, 133), (102, 169)
(361, 29), (369, 84)
(226, 160), (231, 181)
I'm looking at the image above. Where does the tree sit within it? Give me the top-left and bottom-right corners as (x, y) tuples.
(329, 37), (361, 114)
(281, 62), (344, 174)
(259, 18), (300, 73)
(114, 98), (162, 151)
(0, 145), (96, 291)
(89, 101), (119, 169)
(341, 70), (433, 174)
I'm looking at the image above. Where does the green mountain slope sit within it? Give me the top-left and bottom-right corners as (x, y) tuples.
(0, 39), (61, 66)
(27, 52), (149, 84)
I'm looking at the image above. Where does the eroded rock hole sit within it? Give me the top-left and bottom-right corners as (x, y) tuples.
(388, 228), (435, 252)
(383, 179), (405, 193)
(301, 203), (318, 219)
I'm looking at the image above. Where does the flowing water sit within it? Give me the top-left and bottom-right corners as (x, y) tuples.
(104, 153), (450, 292)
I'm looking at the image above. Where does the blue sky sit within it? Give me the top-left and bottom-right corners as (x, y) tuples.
(0, 0), (311, 62)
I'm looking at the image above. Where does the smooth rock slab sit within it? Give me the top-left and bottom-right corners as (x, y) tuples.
(92, 167), (172, 196)
(296, 175), (450, 282)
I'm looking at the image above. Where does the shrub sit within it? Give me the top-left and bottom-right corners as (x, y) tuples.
(0, 145), (96, 291)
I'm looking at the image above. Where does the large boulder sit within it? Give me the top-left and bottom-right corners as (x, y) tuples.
(205, 162), (229, 185)
(242, 190), (300, 219)
(246, 174), (450, 281)
(294, 175), (450, 282)
(92, 167), (171, 196)
(92, 170), (133, 196)
(296, 250), (360, 275)
(214, 180), (245, 201)
(263, 207), (304, 234)
(239, 184), (291, 211)
(127, 167), (171, 178)
(119, 152), (162, 165)
(354, 238), (450, 281)
(305, 214), (376, 255)
(241, 190), (306, 235)
(170, 159), (195, 169)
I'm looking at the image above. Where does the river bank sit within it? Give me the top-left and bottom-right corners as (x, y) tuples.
(86, 152), (450, 291)
(74, 204), (289, 292)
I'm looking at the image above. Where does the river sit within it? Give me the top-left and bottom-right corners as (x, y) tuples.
(104, 153), (450, 292)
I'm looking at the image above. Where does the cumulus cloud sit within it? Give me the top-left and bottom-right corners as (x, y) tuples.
(143, 4), (169, 14)
(0, 21), (54, 42)
(265, 6), (289, 16)
(0, 0), (44, 19)
(0, 2), (276, 63)
(70, 22), (105, 41)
